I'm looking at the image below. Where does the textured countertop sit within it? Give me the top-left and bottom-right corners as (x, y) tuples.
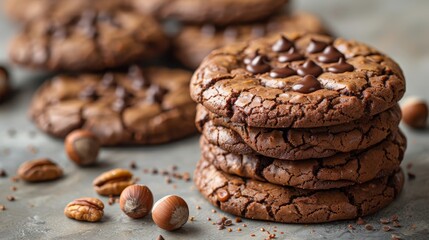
(0, 0), (428, 239)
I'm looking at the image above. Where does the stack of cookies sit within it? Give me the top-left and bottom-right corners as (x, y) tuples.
(132, 0), (328, 69)
(6, 0), (197, 145)
(192, 32), (407, 223)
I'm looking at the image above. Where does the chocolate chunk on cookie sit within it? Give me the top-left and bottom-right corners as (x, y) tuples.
(29, 67), (196, 145)
(197, 104), (401, 160)
(4, 0), (126, 23)
(195, 159), (404, 223)
(200, 129), (406, 189)
(191, 32), (406, 128)
(131, 0), (288, 25)
(9, 9), (168, 72)
(174, 12), (329, 69)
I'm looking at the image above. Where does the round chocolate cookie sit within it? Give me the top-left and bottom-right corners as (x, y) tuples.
(131, 0), (288, 25)
(195, 159), (404, 223)
(29, 67), (196, 145)
(4, 0), (126, 23)
(191, 32), (406, 128)
(200, 129), (406, 189)
(174, 12), (329, 69)
(9, 9), (168, 72)
(197, 104), (401, 160)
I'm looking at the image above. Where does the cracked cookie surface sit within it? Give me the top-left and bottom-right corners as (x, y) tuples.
(131, 0), (288, 25)
(200, 129), (405, 189)
(191, 32), (406, 128)
(29, 67), (196, 145)
(174, 12), (329, 69)
(197, 104), (401, 160)
(194, 159), (404, 223)
(9, 8), (168, 72)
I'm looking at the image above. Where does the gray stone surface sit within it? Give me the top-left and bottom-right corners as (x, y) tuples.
(0, 0), (428, 239)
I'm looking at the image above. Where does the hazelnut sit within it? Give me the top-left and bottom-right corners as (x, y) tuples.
(65, 130), (100, 166)
(119, 185), (153, 219)
(0, 65), (10, 101)
(152, 195), (189, 231)
(401, 98), (428, 129)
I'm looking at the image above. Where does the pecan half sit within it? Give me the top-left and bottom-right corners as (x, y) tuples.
(17, 158), (63, 182)
(93, 169), (134, 196)
(64, 197), (104, 222)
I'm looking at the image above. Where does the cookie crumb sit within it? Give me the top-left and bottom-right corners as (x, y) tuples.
(250, 234), (256, 237)
(207, 217), (211, 221)
(7, 195), (15, 201)
(156, 235), (165, 240)
(260, 227), (266, 232)
(212, 209), (217, 213)
(224, 219), (232, 226)
(391, 234), (402, 240)
(196, 205), (201, 210)
(356, 217), (366, 225)
(0, 169), (7, 177)
(10, 186), (17, 191)
(406, 163), (413, 169)
(152, 168), (158, 175)
(383, 225), (391, 232)
(407, 172), (416, 180)
(129, 161), (137, 169)
(391, 214), (399, 221)
(364, 224), (374, 231)
(393, 221), (401, 228)
(0, 205), (5, 211)
(380, 217), (390, 224)
(347, 224), (355, 230)
(235, 217), (242, 223)
(189, 216), (195, 222)
(237, 228), (242, 232)
(228, 228), (232, 232)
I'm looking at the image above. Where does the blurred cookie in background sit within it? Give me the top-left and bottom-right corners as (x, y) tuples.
(4, 0), (127, 23)
(174, 12), (330, 69)
(29, 66), (196, 145)
(8, 9), (168, 72)
(131, 0), (289, 26)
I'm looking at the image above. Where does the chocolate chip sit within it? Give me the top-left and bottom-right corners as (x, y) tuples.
(306, 39), (328, 53)
(297, 60), (323, 77)
(317, 46), (344, 63)
(246, 54), (271, 74)
(146, 85), (167, 104)
(292, 75), (322, 94)
(269, 66), (296, 78)
(278, 47), (305, 63)
(272, 35), (293, 52)
(327, 58), (354, 73)
(201, 24), (216, 37)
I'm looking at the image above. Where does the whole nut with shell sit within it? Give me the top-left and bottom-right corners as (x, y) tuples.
(17, 158), (63, 182)
(93, 169), (134, 196)
(402, 97), (428, 129)
(65, 130), (100, 166)
(119, 184), (154, 219)
(152, 195), (189, 231)
(64, 197), (104, 222)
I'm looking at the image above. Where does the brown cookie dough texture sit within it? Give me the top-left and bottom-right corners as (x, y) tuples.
(174, 12), (329, 69)
(191, 32), (406, 128)
(200, 129), (406, 189)
(29, 67), (196, 145)
(4, 0), (126, 23)
(195, 159), (404, 224)
(9, 8), (168, 72)
(131, 0), (289, 25)
(197, 104), (401, 160)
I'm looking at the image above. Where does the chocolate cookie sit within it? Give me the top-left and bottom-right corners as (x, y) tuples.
(200, 129), (406, 189)
(197, 104), (401, 160)
(191, 32), (406, 128)
(174, 12), (329, 69)
(195, 159), (404, 223)
(4, 0), (126, 23)
(29, 67), (196, 145)
(9, 9), (168, 72)
(131, 0), (288, 25)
